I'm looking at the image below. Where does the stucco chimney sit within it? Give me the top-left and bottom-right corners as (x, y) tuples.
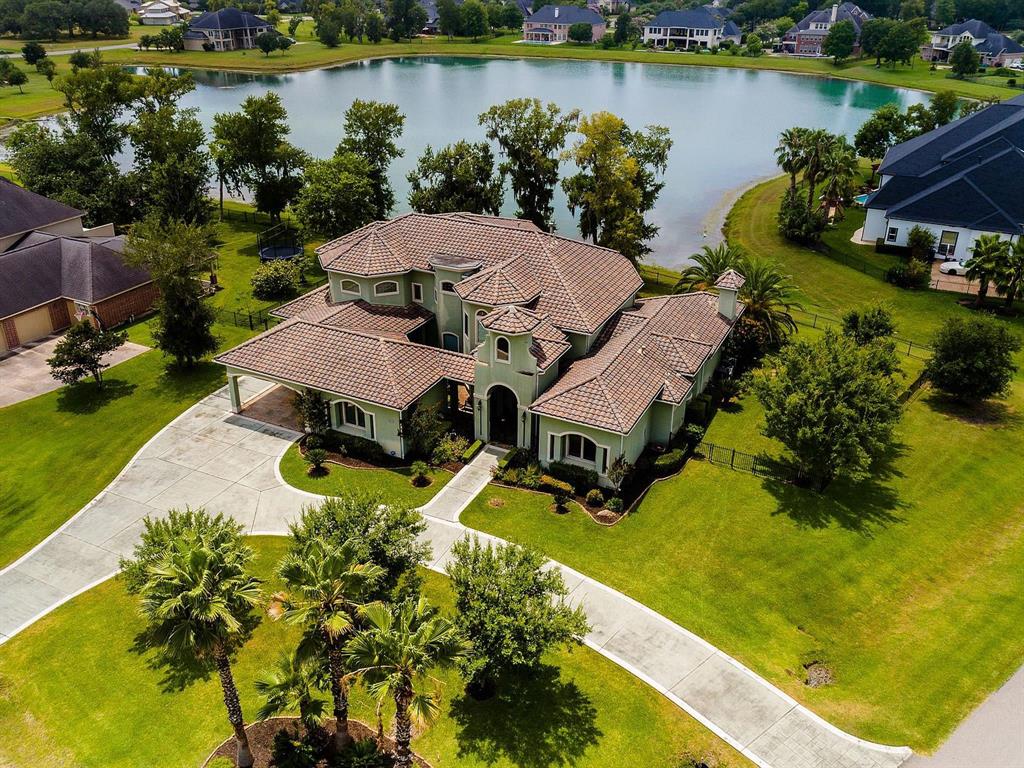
(554, 6), (559, 17)
(714, 269), (746, 321)
(830, 3), (838, 22)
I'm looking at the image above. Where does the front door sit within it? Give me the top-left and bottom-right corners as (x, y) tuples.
(488, 385), (518, 446)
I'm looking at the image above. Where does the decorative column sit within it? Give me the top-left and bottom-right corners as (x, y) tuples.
(228, 374), (242, 414)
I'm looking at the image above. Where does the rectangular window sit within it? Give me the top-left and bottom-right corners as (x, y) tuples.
(412, 282), (423, 302)
(463, 313), (469, 334)
(886, 226), (899, 242)
(938, 230), (958, 257)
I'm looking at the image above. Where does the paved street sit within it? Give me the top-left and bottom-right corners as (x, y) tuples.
(0, 378), (913, 768)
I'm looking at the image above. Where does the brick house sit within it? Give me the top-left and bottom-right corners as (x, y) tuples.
(216, 213), (743, 486)
(522, 5), (606, 43)
(782, 2), (871, 57)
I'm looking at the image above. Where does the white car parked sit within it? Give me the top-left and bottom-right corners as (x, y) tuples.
(939, 259), (968, 276)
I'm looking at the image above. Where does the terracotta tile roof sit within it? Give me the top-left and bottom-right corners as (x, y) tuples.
(316, 213), (642, 334)
(271, 288), (433, 338)
(530, 293), (742, 433)
(530, 317), (572, 371)
(215, 320), (474, 410)
(715, 269), (746, 290)
(455, 254), (541, 305)
(480, 304), (543, 334)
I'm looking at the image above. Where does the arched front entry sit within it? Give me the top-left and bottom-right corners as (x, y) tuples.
(488, 385), (518, 446)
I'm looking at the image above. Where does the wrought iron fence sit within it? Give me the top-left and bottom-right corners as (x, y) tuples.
(790, 308), (932, 359)
(694, 441), (792, 482)
(213, 306), (276, 331)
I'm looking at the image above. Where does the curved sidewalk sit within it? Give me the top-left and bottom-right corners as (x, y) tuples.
(0, 379), (911, 768)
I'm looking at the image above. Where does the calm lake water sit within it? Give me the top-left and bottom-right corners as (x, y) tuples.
(165, 56), (928, 266)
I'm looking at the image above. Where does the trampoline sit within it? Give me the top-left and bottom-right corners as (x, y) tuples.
(257, 224), (304, 262)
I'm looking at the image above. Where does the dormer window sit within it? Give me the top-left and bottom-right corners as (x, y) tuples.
(441, 281), (456, 293)
(374, 280), (399, 296)
(340, 279), (359, 294)
(495, 336), (510, 363)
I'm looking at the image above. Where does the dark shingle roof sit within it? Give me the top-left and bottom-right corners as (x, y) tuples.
(936, 19), (995, 37)
(975, 32), (1024, 55)
(0, 179), (83, 241)
(646, 7), (730, 30)
(528, 4), (603, 24)
(188, 8), (271, 30)
(0, 233), (151, 320)
(787, 1), (871, 37)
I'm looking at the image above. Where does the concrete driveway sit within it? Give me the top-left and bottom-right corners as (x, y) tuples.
(0, 335), (148, 408)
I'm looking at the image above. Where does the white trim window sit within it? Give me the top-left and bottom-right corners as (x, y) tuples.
(886, 226), (899, 243)
(440, 280), (456, 294)
(341, 401), (367, 429)
(412, 282), (424, 302)
(340, 279), (360, 294)
(495, 336), (510, 363)
(374, 280), (399, 296)
(938, 230), (958, 257)
(564, 433), (597, 465)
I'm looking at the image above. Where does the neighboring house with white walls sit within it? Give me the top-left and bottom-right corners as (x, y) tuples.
(919, 19), (1024, 68)
(138, 0), (189, 24)
(522, 5), (606, 43)
(642, 6), (741, 49)
(216, 213), (744, 485)
(863, 95), (1024, 260)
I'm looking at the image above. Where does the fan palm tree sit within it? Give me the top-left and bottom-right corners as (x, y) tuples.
(273, 538), (384, 751)
(819, 139), (858, 220)
(802, 129), (836, 214)
(995, 238), (1024, 308)
(739, 258), (802, 345)
(673, 242), (745, 293)
(137, 525), (263, 768)
(345, 598), (468, 768)
(256, 652), (329, 738)
(965, 234), (1011, 308)
(775, 127), (808, 191)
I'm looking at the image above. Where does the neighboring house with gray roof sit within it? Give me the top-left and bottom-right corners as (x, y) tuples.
(920, 19), (1024, 68)
(0, 232), (154, 355)
(863, 95), (1024, 261)
(182, 8), (273, 51)
(783, 2), (871, 56)
(216, 212), (743, 482)
(0, 178), (115, 254)
(642, 6), (740, 50)
(523, 5), (606, 43)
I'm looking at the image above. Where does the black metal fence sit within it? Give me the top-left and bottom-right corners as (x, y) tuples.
(694, 441), (792, 482)
(790, 307), (933, 359)
(213, 306), (276, 331)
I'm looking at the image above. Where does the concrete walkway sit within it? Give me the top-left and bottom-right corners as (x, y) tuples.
(0, 379), (913, 768)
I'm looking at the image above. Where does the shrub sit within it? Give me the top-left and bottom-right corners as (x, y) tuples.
(305, 434), (323, 450)
(410, 460), (430, 486)
(540, 474), (574, 498)
(605, 496), (624, 514)
(462, 439), (483, 461)
(328, 432), (386, 462)
(842, 303), (896, 345)
(547, 461), (599, 494)
(519, 462), (543, 489)
(994, 66), (1012, 76)
(1010, 78), (1017, 87)
(304, 448), (328, 475)
(271, 729), (319, 768)
(683, 422), (706, 449)
(653, 448), (686, 476)
(251, 260), (299, 300)
(605, 454), (633, 491)
(584, 488), (605, 507)
(885, 259), (930, 289)
(777, 185), (826, 244)
(906, 225), (937, 261)
(403, 402), (450, 459)
(666, 41), (676, 51)
(293, 390), (329, 436)
(431, 432), (470, 465)
(925, 316), (1021, 402)
(599, 32), (616, 48)
(334, 738), (390, 767)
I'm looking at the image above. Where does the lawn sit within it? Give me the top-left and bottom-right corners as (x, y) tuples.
(0, 537), (748, 768)
(463, 178), (1024, 752)
(0, 206), (298, 568)
(279, 444), (453, 508)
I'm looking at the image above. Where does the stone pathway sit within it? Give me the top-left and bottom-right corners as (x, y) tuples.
(0, 378), (913, 768)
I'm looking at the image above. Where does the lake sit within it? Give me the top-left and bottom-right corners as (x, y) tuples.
(168, 56), (928, 266)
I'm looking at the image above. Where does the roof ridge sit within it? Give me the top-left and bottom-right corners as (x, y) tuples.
(889, 145), (1016, 218)
(538, 233), (592, 330)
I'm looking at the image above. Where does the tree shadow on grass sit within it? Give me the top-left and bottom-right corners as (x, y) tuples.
(155, 360), (227, 401)
(448, 664), (601, 768)
(763, 442), (909, 536)
(922, 392), (1022, 429)
(55, 378), (137, 415)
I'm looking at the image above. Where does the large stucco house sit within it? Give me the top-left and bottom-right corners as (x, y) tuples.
(216, 213), (743, 487)
(522, 5), (606, 43)
(642, 6), (741, 50)
(138, 0), (190, 25)
(183, 8), (273, 51)
(919, 19), (1024, 68)
(863, 95), (1024, 261)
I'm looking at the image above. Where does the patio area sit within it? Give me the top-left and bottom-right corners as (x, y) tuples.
(239, 383), (303, 432)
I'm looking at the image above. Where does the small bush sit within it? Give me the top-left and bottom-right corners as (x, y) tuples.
(885, 259), (930, 290)
(271, 728), (319, 768)
(334, 737), (391, 767)
(462, 439), (484, 461)
(585, 488), (605, 507)
(605, 496), (624, 514)
(540, 474), (574, 498)
(653, 448), (686, 476)
(305, 434), (323, 450)
(683, 423), (706, 448)
(304, 448), (329, 475)
(1010, 78), (1017, 86)
(432, 432), (470, 465)
(251, 260), (299, 300)
(410, 460), (430, 486)
(547, 461), (599, 494)
(519, 462), (543, 489)
(321, 431), (386, 462)
(906, 225), (937, 261)
(403, 401), (450, 460)
(994, 66), (1012, 76)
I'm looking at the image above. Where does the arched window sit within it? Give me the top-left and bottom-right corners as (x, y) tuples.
(495, 336), (510, 363)
(476, 310), (488, 340)
(442, 332), (460, 352)
(374, 280), (399, 296)
(340, 279), (359, 294)
(339, 401), (367, 429)
(565, 433), (597, 463)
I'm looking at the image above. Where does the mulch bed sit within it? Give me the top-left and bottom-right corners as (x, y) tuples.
(298, 437), (464, 474)
(203, 718), (432, 768)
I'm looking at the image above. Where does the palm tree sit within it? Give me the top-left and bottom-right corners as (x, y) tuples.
(673, 243), (745, 293)
(739, 258), (802, 345)
(995, 238), (1024, 308)
(273, 538), (384, 751)
(775, 127), (808, 191)
(345, 598), (468, 768)
(136, 524), (263, 768)
(819, 139), (858, 220)
(802, 129), (836, 214)
(255, 652), (329, 738)
(965, 234), (1011, 308)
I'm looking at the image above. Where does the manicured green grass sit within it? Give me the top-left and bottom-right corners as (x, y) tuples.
(279, 443), (453, 507)
(464, 177), (1024, 751)
(0, 25), (146, 51)
(0, 537), (748, 768)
